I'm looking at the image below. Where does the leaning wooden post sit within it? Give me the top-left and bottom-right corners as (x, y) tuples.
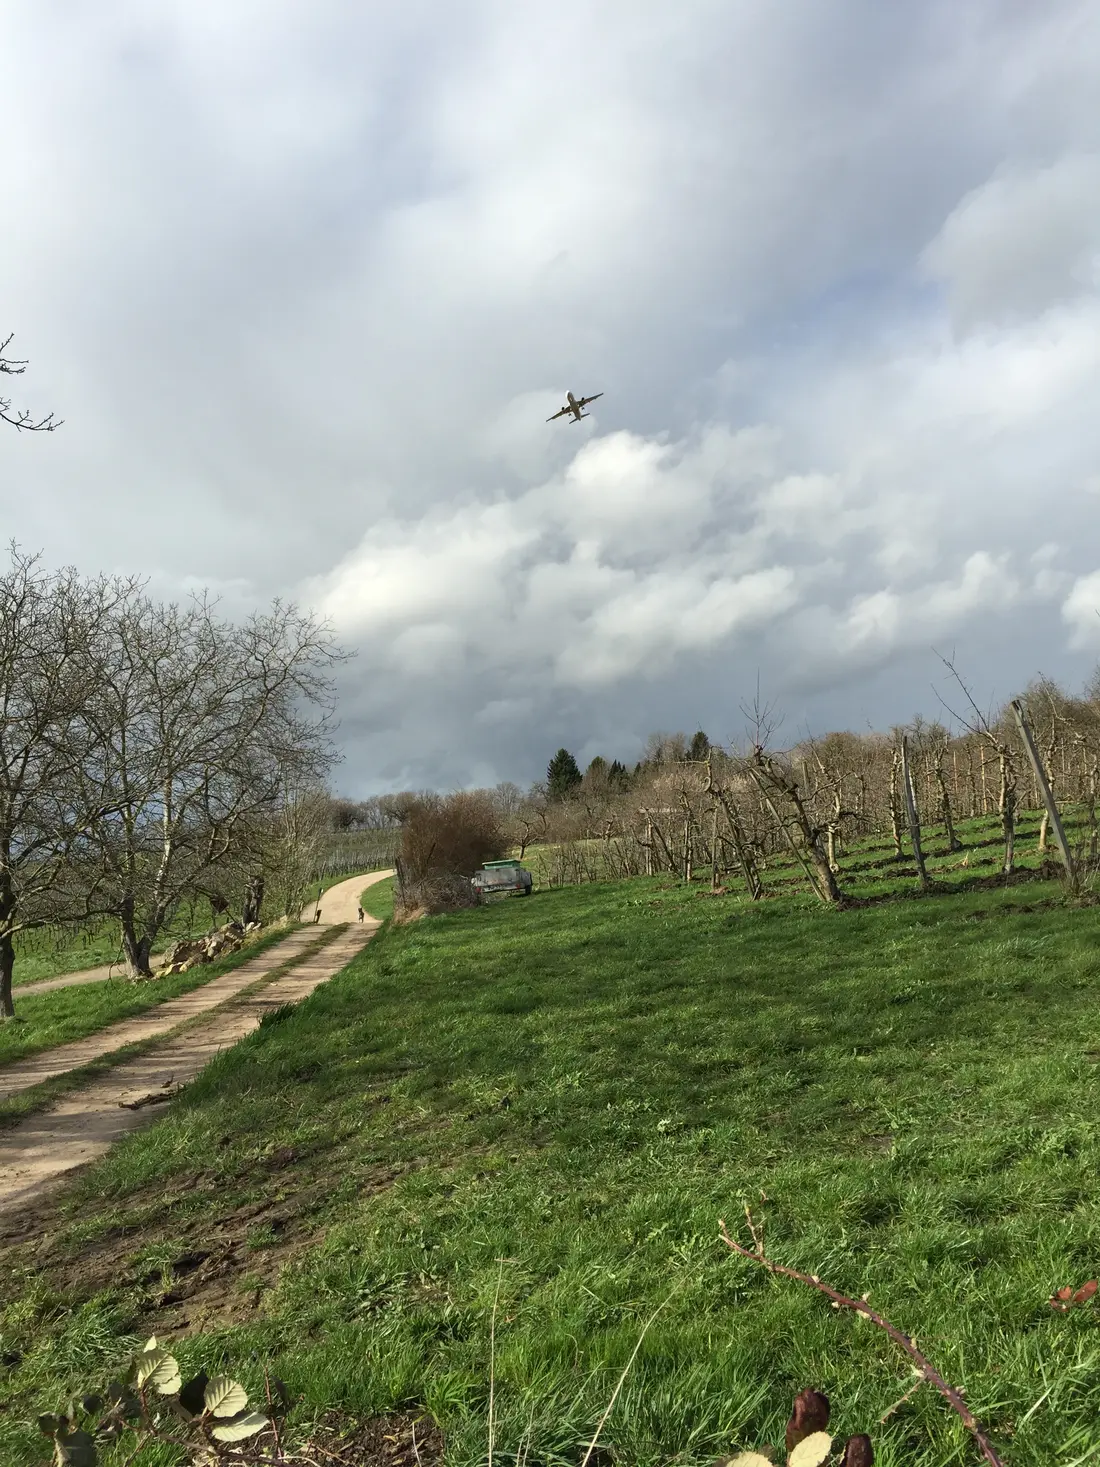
(900, 736), (930, 891)
(1011, 699), (1078, 893)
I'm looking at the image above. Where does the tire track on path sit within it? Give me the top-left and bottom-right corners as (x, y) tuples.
(0, 920), (380, 1216)
(0, 928), (324, 1103)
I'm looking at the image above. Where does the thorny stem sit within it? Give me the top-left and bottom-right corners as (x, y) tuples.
(879, 1376), (925, 1423)
(718, 1212), (1006, 1467)
(264, 1365), (285, 1463)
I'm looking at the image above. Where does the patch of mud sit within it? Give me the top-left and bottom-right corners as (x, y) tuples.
(299, 1410), (444, 1467)
(0, 1154), (408, 1335)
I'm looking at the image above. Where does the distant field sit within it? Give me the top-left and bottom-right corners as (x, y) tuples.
(519, 804), (1087, 899)
(360, 874), (394, 921)
(3, 858), (1100, 1465)
(12, 897), (234, 989)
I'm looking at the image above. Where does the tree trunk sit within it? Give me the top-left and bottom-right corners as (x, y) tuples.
(711, 787), (763, 899)
(1011, 700), (1076, 891)
(0, 928), (14, 1021)
(120, 896), (155, 978)
(965, 744), (977, 820)
(999, 752), (1017, 876)
(749, 753), (843, 905)
(242, 874), (265, 927)
(889, 750), (904, 858)
(901, 737), (930, 891)
(935, 760), (962, 852)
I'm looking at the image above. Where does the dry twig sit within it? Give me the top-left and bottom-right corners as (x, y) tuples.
(718, 1211), (1005, 1467)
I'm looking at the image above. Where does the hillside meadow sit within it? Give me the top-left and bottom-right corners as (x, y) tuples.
(3, 825), (1100, 1465)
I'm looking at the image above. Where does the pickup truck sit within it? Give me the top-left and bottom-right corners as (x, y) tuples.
(471, 859), (533, 900)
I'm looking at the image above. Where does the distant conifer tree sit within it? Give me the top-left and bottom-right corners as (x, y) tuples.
(547, 748), (582, 800)
(689, 730), (711, 761)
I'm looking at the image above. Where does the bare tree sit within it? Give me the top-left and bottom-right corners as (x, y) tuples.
(1, 334), (62, 432)
(911, 719), (962, 853)
(934, 651), (1019, 876)
(77, 592), (345, 976)
(0, 549), (137, 1018)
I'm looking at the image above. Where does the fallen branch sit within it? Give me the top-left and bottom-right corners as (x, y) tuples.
(118, 1086), (180, 1110)
(718, 1210), (1005, 1467)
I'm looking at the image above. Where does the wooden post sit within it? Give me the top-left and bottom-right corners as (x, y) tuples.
(901, 736), (930, 891)
(644, 819), (654, 877)
(1011, 700), (1077, 892)
(711, 804), (721, 890)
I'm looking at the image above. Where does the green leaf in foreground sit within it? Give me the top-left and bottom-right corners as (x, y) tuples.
(203, 1375), (249, 1417)
(210, 1410), (269, 1442)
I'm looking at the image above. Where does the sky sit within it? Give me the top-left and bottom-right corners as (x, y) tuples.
(3, 0), (1100, 794)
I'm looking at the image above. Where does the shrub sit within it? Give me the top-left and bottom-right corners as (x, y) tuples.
(395, 792), (507, 915)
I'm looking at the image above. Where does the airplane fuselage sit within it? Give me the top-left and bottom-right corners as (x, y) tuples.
(547, 389), (601, 423)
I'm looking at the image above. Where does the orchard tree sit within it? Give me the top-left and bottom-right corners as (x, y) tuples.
(76, 591), (346, 976)
(0, 548), (138, 1019)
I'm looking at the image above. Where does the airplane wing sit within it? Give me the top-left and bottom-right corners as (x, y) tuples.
(546, 405), (570, 421)
(578, 393), (603, 408)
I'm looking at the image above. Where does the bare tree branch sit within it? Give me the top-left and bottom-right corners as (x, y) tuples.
(0, 333), (62, 432)
(719, 1210), (1006, 1467)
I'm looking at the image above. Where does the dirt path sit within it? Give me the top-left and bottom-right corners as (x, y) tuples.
(300, 867), (394, 926)
(0, 928), (325, 1103)
(0, 921), (380, 1217)
(13, 872), (393, 998)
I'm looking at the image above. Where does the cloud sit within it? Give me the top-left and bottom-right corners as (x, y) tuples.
(1062, 573), (1100, 648)
(921, 155), (1100, 331)
(2, 1), (1100, 789)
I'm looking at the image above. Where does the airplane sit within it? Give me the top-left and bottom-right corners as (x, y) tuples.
(546, 390), (603, 423)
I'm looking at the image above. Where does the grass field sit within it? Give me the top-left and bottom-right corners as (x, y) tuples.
(519, 805), (1086, 898)
(0, 925), (299, 1076)
(361, 874), (395, 921)
(3, 825), (1100, 1466)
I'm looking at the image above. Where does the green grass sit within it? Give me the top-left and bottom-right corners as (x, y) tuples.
(301, 866), (395, 914)
(0, 924), (300, 1073)
(360, 875), (395, 921)
(4, 851), (1100, 1465)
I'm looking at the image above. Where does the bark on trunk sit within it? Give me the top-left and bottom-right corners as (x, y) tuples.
(120, 897), (156, 978)
(999, 752), (1017, 876)
(242, 874), (265, 927)
(935, 760), (962, 852)
(0, 929), (14, 1021)
(901, 737), (930, 891)
(889, 750), (904, 858)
